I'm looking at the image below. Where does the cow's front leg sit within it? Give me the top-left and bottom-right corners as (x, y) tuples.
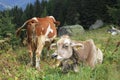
(73, 63), (79, 72)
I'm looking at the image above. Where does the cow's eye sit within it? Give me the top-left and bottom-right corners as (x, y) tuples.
(63, 44), (68, 49)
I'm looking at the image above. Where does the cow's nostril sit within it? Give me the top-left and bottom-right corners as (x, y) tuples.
(51, 54), (58, 59)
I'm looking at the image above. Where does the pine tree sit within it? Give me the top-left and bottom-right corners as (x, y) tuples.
(22, 3), (34, 21)
(33, 0), (41, 17)
(41, 7), (47, 17)
(10, 4), (34, 28)
(10, 6), (23, 29)
(107, 0), (120, 25)
(0, 11), (15, 38)
(40, 0), (48, 17)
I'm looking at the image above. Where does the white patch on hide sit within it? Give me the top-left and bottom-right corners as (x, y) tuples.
(64, 39), (71, 44)
(45, 24), (53, 36)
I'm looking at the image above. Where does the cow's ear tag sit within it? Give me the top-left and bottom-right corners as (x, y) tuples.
(76, 46), (81, 50)
(74, 46), (81, 50)
(71, 42), (84, 49)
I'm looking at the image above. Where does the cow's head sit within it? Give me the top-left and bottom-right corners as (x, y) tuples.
(51, 35), (84, 61)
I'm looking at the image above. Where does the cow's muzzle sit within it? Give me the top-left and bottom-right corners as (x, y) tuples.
(51, 54), (58, 59)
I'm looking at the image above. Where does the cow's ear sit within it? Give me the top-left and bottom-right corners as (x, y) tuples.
(50, 43), (57, 50)
(71, 42), (84, 49)
(54, 21), (60, 27)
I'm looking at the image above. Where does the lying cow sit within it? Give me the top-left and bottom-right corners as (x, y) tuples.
(51, 35), (103, 73)
(16, 16), (60, 70)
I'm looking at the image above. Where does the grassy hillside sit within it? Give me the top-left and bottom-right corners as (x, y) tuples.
(0, 26), (120, 80)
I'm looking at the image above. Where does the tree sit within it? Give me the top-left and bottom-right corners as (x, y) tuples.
(10, 6), (23, 29)
(22, 3), (34, 21)
(47, 0), (68, 26)
(65, 0), (80, 25)
(40, 0), (48, 17)
(0, 11), (15, 38)
(47, 0), (55, 16)
(33, 0), (41, 17)
(107, 0), (120, 25)
(41, 7), (47, 17)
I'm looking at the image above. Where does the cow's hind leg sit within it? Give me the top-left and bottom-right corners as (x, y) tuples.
(35, 50), (42, 70)
(35, 36), (45, 70)
(27, 44), (34, 66)
(28, 51), (33, 66)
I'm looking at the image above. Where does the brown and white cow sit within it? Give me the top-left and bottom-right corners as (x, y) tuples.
(51, 35), (103, 72)
(16, 16), (60, 70)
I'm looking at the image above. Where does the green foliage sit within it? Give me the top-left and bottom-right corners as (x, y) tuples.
(0, 10), (20, 52)
(0, 0), (120, 30)
(23, 3), (34, 21)
(33, 0), (42, 17)
(10, 6), (23, 28)
(0, 0), (120, 79)
(107, 0), (120, 24)
(0, 11), (15, 37)
(41, 7), (47, 17)
(0, 26), (120, 80)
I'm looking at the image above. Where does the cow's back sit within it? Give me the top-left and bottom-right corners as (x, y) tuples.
(36, 18), (57, 38)
(73, 39), (97, 67)
(73, 40), (92, 61)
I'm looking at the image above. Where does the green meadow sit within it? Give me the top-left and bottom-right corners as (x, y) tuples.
(0, 26), (120, 80)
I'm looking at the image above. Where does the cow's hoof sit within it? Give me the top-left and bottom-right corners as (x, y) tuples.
(74, 69), (79, 73)
(62, 70), (68, 74)
(73, 67), (79, 73)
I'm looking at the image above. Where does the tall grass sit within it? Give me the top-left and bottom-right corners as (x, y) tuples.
(0, 26), (120, 80)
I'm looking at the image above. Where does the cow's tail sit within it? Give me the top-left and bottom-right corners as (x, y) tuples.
(16, 20), (28, 37)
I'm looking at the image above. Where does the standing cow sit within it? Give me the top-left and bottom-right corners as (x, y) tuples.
(51, 35), (103, 73)
(16, 16), (60, 70)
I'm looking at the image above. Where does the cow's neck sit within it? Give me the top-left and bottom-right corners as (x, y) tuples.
(69, 48), (79, 64)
